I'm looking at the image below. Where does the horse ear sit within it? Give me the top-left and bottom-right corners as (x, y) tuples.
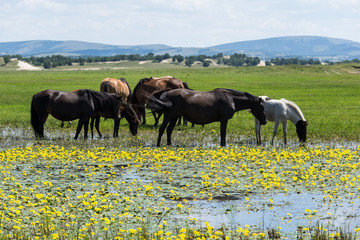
(259, 98), (265, 106)
(304, 120), (308, 126)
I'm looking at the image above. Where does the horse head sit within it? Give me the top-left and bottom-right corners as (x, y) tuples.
(251, 98), (267, 125)
(296, 120), (308, 142)
(120, 103), (140, 136)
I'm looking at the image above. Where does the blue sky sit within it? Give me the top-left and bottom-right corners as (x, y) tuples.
(1, 0), (360, 47)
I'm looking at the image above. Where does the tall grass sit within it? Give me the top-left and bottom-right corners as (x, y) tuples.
(0, 63), (359, 143)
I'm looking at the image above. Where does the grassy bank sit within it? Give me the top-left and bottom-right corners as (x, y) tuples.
(0, 63), (359, 143)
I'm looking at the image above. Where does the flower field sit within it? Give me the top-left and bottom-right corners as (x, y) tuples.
(1, 144), (360, 239)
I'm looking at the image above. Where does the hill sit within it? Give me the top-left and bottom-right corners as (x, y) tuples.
(1, 36), (360, 61)
(0, 40), (172, 57)
(209, 36), (360, 61)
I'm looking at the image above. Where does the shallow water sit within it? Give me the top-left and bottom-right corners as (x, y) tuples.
(172, 191), (360, 239)
(1, 127), (360, 237)
(2, 127), (359, 150)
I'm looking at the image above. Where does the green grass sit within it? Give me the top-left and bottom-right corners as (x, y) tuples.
(0, 62), (359, 144)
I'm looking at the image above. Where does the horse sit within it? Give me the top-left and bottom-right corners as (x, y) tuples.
(90, 101), (140, 138)
(100, 78), (132, 103)
(130, 76), (186, 126)
(254, 96), (308, 145)
(31, 89), (138, 139)
(147, 88), (267, 147)
(92, 77), (138, 138)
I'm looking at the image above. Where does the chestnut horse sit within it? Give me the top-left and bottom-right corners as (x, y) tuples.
(31, 89), (138, 139)
(100, 78), (132, 103)
(147, 88), (267, 147)
(130, 76), (186, 126)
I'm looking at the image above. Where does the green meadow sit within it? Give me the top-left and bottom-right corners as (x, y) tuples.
(0, 60), (359, 144)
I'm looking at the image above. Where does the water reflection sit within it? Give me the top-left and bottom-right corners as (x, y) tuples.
(183, 192), (360, 237)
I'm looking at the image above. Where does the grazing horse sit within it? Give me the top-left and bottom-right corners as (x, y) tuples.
(130, 76), (186, 126)
(254, 96), (308, 145)
(92, 77), (138, 138)
(100, 78), (132, 103)
(90, 101), (140, 138)
(147, 88), (267, 147)
(31, 89), (137, 139)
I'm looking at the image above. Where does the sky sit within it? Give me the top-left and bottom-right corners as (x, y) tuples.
(1, 0), (360, 47)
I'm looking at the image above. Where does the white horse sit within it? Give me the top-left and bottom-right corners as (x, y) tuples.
(254, 96), (308, 145)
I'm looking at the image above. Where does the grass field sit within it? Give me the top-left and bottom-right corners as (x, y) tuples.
(0, 60), (359, 144)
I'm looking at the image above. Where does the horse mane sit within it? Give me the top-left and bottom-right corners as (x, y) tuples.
(130, 78), (150, 104)
(216, 88), (259, 102)
(259, 96), (272, 101)
(182, 82), (191, 89)
(84, 89), (122, 112)
(280, 98), (306, 120)
(244, 92), (259, 103)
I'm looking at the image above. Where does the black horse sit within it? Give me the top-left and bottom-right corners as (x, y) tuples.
(31, 89), (139, 139)
(147, 88), (267, 146)
(90, 103), (140, 138)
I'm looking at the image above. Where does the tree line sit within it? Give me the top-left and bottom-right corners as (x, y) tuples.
(2, 53), (359, 69)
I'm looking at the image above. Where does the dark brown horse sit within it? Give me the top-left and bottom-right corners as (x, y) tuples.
(130, 76), (186, 125)
(92, 77), (138, 138)
(90, 101), (140, 138)
(100, 78), (132, 103)
(31, 89), (138, 139)
(147, 88), (267, 146)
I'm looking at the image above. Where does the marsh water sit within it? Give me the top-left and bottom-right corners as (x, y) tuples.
(1, 126), (360, 237)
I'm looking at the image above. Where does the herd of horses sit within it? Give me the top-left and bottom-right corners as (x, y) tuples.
(30, 76), (308, 146)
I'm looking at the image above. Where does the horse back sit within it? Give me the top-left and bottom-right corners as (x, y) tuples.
(163, 89), (236, 124)
(101, 78), (131, 102)
(31, 89), (93, 121)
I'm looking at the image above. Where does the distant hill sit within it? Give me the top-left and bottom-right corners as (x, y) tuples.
(1, 36), (360, 61)
(0, 40), (173, 57)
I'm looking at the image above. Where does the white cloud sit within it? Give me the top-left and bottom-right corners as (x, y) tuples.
(17, 0), (66, 11)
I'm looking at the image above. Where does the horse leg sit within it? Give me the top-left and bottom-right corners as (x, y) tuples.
(95, 117), (102, 138)
(153, 111), (162, 127)
(74, 119), (84, 140)
(255, 119), (261, 145)
(271, 121), (280, 145)
(282, 121), (288, 145)
(220, 119), (228, 146)
(157, 115), (171, 147)
(83, 118), (90, 139)
(166, 118), (178, 146)
(113, 118), (120, 138)
(61, 121), (64, 128)
(90, 118), (95, 139)
(141, 106), (146, 125)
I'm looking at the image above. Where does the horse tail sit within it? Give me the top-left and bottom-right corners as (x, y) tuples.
(147, 91), (172, 114)
(30, 96), (42, 138)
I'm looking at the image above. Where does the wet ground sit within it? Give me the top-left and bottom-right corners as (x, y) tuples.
(1, 126), (360, 238)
